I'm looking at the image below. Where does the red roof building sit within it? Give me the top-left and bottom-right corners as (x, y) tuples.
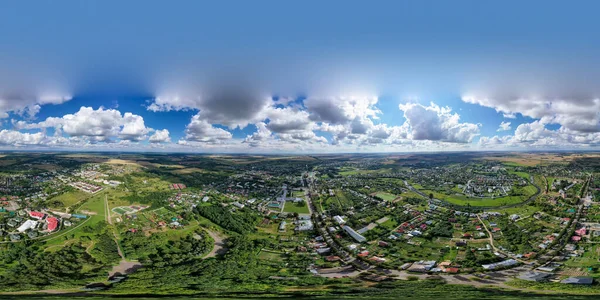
(47, 217), (59, 232)
(571, 236), (582, 242)
(29, 211), (46, 220)
(575, 228), (586, 236)
(445, 267), (459, 274)
(357, 251), (369, 257)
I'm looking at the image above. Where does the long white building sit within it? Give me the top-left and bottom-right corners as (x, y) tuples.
(17, 220), (38, 233)
(343, 225), (367, 242)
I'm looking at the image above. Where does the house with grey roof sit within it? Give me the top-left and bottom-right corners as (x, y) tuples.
(561, 276), (593, 285)
(518, 271), (552, 282)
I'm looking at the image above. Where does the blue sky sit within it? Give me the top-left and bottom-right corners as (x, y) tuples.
(0, 1), (599, 152)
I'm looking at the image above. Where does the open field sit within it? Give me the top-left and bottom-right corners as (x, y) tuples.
(105, 159), (142, 166)
(171, 167), (206, 174)
(283, 201), (310, 214)
(257, 249), (286, 261)
(508, 170), (530, 180)
(33, 164), (61, 171)
(42, 192), (108, 247)
(339, 167), (393, 176)
(374, 192), (398, 201)
(47, 190), (90, 208)
(482, 152), (600, 166)
(421, 187), (535, 207)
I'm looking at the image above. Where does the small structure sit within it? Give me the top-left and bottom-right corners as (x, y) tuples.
(278, 221), (287, 232)
(407, 260), (436, 273)
(518, 271), (552, 282)
(333, 215), (345, 225)
(561, 276), (593, 285)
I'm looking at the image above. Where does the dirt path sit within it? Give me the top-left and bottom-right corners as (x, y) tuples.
(85, 241), (96, 255)
(108, 260), (142, 278)
(105, 193), (112, 225)
(203, 229), (227, 258)
(477, 215), (527, 264)
(477, 214), (498, 252)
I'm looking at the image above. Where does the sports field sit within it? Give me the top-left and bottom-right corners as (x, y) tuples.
(282, 201), (310, 214)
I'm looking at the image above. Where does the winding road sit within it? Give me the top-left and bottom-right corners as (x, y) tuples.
(203, 229), (227, 258)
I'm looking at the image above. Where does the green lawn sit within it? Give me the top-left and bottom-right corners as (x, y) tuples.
(291, 190), (305, 197)
(509, 170), (530, 180)
(379, 218), (398, 230)
(283, 201), (310, 214)
(339, 168), (392, 176)
(257, 249), (286, 261)
(375, 192), (398, 201)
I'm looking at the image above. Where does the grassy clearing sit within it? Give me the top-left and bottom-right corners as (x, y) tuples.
(422, 187), (535, 207)
(42, 191), (108, 247)
(509, 170), (530, 180)
(282, 201), (310, 214)
(339, 167), (392, 176)
(47, 190), (90, 208)
(257, 249), (286, 261)
(375, 192), (398, 201)
(291, 190), (305, 197)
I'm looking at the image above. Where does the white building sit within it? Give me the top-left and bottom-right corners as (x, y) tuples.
(343, 225), (367, 242)
(17, 220), (38, 233)
(334, 215), (345, 225)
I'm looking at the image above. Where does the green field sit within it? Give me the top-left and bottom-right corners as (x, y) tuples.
(375, 192), (398, 201)
(282, 201), (310, 214)
(42, 191), (108, 247)
(422, 184), (537, 207)
(47, 190), (90, 208)
(291, 190), (305, 197)
(509, 170), (530, 181)
(113, 207), (127, 214)
(339, 167), (392, 176)
(257, 249), (286, 261)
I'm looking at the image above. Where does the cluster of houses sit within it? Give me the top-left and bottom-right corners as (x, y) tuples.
(70, 181), (103, 193)
(518, 270), (594, 285)
(1, 210), (68, 241)
(169, 183), (187, 190)
(463, 175), (517, 197)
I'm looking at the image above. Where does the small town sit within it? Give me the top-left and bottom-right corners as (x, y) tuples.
(0, 152), (598, 298)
